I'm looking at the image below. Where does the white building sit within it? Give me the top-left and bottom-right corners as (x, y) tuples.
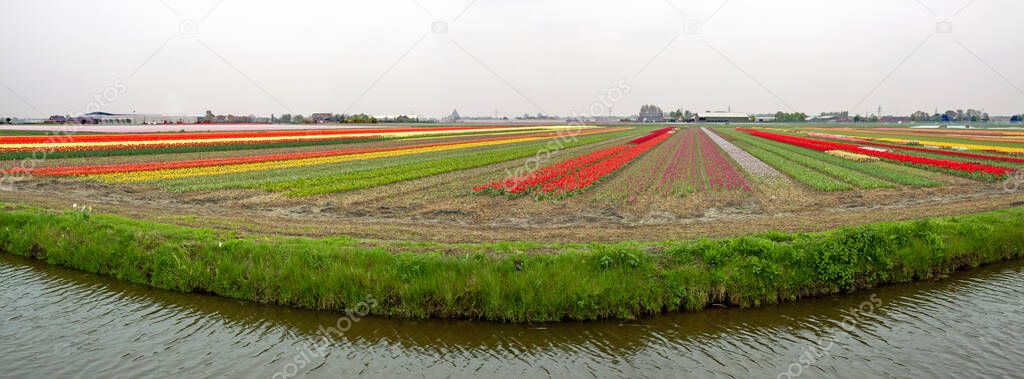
(9, 117), (47, 124)
(693, 112), (751, 123)
(76, 112), (198, 124)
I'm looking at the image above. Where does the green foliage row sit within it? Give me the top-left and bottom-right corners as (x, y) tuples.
(260, 131), (635, 196)
(150, 134), (580, 192)
(739, 131), (941, 187)
(2, 203), (1022, 321)
(724, 129), (898, 189)
(148, 129), (635, 192)
(731, 138), (854, 191)
(755, 128), (1021, 181)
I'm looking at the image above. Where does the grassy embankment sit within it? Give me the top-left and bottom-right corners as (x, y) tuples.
(1, 203), (1022, 322)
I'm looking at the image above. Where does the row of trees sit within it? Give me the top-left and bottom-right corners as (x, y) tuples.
(667, 109), (696, 120)
(274, 114), (378, 124)
(773, 112), (808, 122)
(910, 109), (990, 122)
(638, 105), (665, 121)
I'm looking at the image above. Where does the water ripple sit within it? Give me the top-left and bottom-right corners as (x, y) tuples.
(1, 256), (1023, 378)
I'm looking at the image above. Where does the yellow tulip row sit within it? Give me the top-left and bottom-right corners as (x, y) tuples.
(90, 135), (552, 182)
(825, 150), (879, 162)
(1, 125), (594, 150)
(875, 137), (1024, 154)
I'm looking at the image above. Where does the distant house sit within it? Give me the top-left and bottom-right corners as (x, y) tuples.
(312, 113), (334, 123)
(443, 109), (461, 123)
(694, 112), (750, 123)
(199, 110), (258, 124)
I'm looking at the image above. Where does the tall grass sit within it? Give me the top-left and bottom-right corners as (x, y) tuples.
(2, 203), (1022, 321)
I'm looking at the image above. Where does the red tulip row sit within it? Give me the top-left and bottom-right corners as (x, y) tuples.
(538, 133), (671, 198)
(471, 145), (630, 194)
(738, 129), (1012, 177)
(474, 129), (673, 198)
(844, 140), (1024, 164)
(628, 127), (674, 144)
(697, 129), (751, 191)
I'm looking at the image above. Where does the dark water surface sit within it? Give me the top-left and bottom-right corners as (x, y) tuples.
(1, 254), (1022, 378)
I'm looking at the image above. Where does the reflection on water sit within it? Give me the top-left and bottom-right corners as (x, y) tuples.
(1, 253), (1022, 378)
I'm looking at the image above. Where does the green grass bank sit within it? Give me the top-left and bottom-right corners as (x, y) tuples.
(2, 203), (1023, 322)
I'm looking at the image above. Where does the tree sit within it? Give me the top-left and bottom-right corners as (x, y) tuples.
(911, 111), (931, 121)
(773, 112), (808, 122)
(292, 114), (305, 123)
(345, 114), (378, 124)
(639, 105), (664, 122)
(278, 114), (291, 124)
(853, 115), (863, 122)
(965, 108), (983, 121)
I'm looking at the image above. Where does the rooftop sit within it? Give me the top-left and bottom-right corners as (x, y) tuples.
(697, 112), (750, 118)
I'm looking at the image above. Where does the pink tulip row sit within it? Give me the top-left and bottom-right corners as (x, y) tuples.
(697, 129), (752, 191)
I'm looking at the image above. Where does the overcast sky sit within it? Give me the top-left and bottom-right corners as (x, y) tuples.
(1, 0), (1023, 118)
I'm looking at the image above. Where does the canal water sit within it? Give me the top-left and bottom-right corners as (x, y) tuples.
(1, 254), (1021, 378)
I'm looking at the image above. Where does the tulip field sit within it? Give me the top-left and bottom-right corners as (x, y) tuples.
(1, 123), (1021, 235)
(0, 125), (575, 153)
(4, 124), (1021, 196)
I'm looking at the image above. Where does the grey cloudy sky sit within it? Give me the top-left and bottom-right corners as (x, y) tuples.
(2, 0), (1023, 118)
